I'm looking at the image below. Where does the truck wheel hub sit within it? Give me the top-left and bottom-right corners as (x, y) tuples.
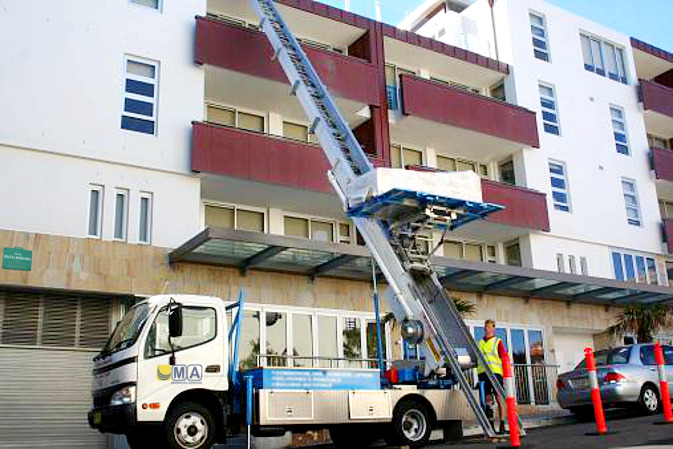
(174, 412), (208, 448)
(401, 409), (426, 441)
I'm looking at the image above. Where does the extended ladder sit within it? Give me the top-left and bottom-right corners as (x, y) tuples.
(250, 0), (523, 438)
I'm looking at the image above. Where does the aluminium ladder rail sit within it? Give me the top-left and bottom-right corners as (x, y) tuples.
(249, 0), (522, 438)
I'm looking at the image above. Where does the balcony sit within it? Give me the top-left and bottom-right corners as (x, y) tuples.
(640, 79), (673, 139)
(393, 75), (539, 161)
(652, 147), (673, 184)
(664, 220), (673, 254)
(195, 16), (381, 107)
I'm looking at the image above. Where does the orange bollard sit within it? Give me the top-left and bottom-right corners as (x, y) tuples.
(501, 352), (521, 447)
(585, 347), (608, 435)
(654, 342), (673, 424)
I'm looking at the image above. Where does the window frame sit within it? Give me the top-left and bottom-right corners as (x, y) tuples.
(144, 305), (218, 360)
(391, 143), (424, 169)
(580, 32), (628, 84)
(139, 191), (153, 245)
(113, 188), (130, 242)
(610, 105), (630, 155)
(87, 185), (104, 238)
(129, 0), (162, 11)
(539, 82), (560, 136)
(529, 11), (550, 62)
(203, 201), (268, 233)
(621, 178), (641, 227)
(122, 55), (159, 135)
(549, 160), (571, 212)
(611, 250), (659, 284)
(282, 213), (351, 244)
(204, 101), (267, 133)
(442, 239), (498, 263)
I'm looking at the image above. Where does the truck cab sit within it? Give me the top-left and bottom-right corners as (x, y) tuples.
(89, 295), (230, 449)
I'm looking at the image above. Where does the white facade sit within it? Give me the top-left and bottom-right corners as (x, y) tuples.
(0, 0), (206, 248)
(407, 0), (669, 283)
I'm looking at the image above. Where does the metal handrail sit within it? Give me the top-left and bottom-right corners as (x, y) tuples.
(254, 354), (395, 369)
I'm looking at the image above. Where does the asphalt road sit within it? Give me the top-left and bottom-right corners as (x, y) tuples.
(440, 411), (673, 449)
(224, 411), (673, 449)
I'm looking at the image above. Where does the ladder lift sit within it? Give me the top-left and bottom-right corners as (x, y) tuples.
(249, 0), (524, 439)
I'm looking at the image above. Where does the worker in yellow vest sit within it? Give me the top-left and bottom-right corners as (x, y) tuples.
(477, 319), (507, 434)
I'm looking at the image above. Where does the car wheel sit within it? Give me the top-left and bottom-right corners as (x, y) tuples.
(165, 401), (216, 449)
(385, 400), (432, 448)
(638, 385), (660, 415)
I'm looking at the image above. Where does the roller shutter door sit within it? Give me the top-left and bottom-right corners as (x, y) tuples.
(0, 288), (124, 449)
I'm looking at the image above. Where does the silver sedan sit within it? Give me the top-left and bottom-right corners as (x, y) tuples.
(556, 344), (673, 417)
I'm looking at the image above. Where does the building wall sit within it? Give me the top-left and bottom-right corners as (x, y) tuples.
(0, 145), (200, 248)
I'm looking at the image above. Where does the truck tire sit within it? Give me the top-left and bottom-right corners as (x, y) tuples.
(165, 401), (216, 449)
(386, 400), (432, 447)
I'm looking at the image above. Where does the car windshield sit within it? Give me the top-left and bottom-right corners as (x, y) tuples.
(574, 347), (631, 370)
(97, 302), (151, 359)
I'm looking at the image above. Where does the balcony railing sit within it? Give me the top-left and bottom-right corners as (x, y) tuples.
(652, 147), (673, 183)
(399, 74), (540, 148)
(640, 79), (673, 120)
(195, 16), (381, 106)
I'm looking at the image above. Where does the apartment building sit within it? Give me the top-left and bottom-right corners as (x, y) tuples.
(0, 0), (671, 448)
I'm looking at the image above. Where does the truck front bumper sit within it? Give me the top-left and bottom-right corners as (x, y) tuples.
(88, 404), (136, 434)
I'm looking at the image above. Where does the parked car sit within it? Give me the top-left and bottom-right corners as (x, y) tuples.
(556, 344), (673, 417)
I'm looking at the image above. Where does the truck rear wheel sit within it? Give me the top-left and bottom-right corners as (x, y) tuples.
(386, 400), (432, 447)
(165, 401), (216, 449)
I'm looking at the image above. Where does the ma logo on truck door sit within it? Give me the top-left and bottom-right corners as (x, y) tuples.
(157, 365), (203, 383)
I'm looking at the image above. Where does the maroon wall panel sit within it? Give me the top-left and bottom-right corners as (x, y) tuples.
(654, 69), (673, 90)
(652, 147), (673, 183)
(641, 79), (673, 119)
(195, 17), (380, 106)
(482, 180), (550, 232)
(400, 75), (540, 148)
(666, 220), (673, 254)
(192, 122), (332, 193)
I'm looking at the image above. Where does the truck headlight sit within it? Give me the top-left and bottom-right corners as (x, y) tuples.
(110, 385), (136, 406)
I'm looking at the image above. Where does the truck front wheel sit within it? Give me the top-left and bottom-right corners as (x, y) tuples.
(386, 400), (432, 447)
(165, 401), (216, 449)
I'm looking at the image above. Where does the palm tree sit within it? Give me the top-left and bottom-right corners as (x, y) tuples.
(608, 304), (673, 344)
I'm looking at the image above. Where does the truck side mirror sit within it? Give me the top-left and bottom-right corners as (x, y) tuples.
(168, 303), (183, 338)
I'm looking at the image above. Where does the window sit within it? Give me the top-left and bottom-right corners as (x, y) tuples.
(530, 12), (550, 62)
(649, 134), (671, 150)
(284, 216), (339, 243)
(264, 311), (287, 366)
(139, 192), (153, 244)
(391, 144), (423, 169)
(293, 314), (313, 367)
(144, 307), (217, 359)
(505, 240), (522, 267)
(204, 204), (265, 233)
(435, 156), (488, 178)
(490, 82), (506, 102)
(113, 189), (129, 241)
(342, 316), (362, 368)
(621, 179), (641, 226)
(130, 0), (160, 10)
(338, 223), (352, 244)
(385, 65), (417, 110)
(283, 121), (310, 142)
(568, 255), (577, 274)
(556, 254), (565, 273)
(580, 34), (627, 84)
(88, 185), (104, 238)
(122, 56), (159, 135)
(580, 257), (588, 275)
(499, 159), (516, 185)
(659, 200), (673, 220)
(317, 315), (338, 368)
(549, 161), (570, 212)
(442, 240), (496, 263)
(610, 106), (629, 155)
(205, 104), (265, 132)
(612, 250), (659, 284)
(539, 83), (560, 135)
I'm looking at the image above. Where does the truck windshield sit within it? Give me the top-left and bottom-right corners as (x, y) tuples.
(97, 303), (151, 359)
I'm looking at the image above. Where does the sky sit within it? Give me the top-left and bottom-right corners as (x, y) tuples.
(320, 0), (673, 52)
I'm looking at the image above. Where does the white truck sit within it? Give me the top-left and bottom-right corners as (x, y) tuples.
(88, 294), (469, 449)
(88, 0), (515, 446)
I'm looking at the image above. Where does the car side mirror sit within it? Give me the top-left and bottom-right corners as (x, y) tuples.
(168, 303), (183, 338)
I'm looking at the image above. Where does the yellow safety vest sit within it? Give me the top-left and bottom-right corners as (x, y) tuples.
(477, 337), (503, 376)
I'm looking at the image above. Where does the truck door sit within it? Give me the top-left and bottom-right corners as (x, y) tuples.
(136, 303), (227, 422)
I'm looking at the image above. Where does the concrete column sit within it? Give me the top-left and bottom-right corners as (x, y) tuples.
(419, 68), (431, 79)
(268, 112), (283, 136)
(268, 207), (285, 236)
(425, 147), (437, 168)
